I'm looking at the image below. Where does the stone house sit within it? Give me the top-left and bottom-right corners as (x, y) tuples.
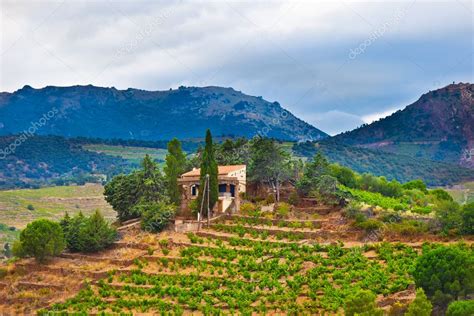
(178, 165), (246, 216)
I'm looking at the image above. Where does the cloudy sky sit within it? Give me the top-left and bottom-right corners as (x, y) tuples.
(1, 0), (472, 135)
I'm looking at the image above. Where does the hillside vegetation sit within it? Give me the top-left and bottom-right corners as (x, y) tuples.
(1, 135), (473, 315)
(334, 83), (474, 168)
(0, 85), (326, 141)
(292, 140), (474, 186)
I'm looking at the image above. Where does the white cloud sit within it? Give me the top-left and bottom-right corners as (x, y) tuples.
(362, 108), (399, 124)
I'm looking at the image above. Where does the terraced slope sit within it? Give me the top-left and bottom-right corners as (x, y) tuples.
(1, 206), (472, 314)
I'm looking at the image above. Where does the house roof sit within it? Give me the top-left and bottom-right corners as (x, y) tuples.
(181, 165), (246, 177)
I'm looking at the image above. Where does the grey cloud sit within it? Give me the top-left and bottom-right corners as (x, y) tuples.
(1, 1), (472, 135)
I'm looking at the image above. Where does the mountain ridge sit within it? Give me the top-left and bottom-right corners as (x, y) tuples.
(0, 84), (327, 142)
(333, 83), (473, 168)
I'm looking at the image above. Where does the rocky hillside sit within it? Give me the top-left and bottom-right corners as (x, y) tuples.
(333, 83), (474, 168)
(0, 85), (327, 141)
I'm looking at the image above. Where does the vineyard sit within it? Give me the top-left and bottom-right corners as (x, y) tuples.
(2, 205), (469, 315)
(1, 188), (472, 315)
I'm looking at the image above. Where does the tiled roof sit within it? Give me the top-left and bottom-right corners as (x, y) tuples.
(181, 165), (246, 177)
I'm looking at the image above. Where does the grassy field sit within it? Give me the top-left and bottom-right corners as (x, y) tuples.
(83, 144), (168, 165)
(0, 184), (116, 245)
(446, 181), (474, 204)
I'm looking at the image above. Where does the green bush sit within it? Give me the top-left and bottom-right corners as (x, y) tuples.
(405, 288), (432, 316)
(275, 202), (291, 219)
(344, 289), (383, 316)
(386, 220), (428, 236)
(27, 204), (35, 211)
(446, 300), (474, 316)
(240, 202), (258, 215)
(342, 201), (362, 219)
(402, 179), (427, 193)
(61, 211), (117, 253)
(356, 219), (382, 232)
(380, 212), (402, 223)
(188, 199), (199, 215)
(434, 200), (462, 234)
(430, 188), (454, 202)
(13, 219), (65, 263)
(414, 245), (474, 308)
(139, 201), (176, 233)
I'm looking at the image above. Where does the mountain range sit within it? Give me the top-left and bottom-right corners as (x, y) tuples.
(0, 83), (472, 189)
(0, 85), (326, 141)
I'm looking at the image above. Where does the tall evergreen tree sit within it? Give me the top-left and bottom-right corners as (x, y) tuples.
(139, 154), (165, 203)
(164, 138), (187, 205)
(198, 130), (218, 213)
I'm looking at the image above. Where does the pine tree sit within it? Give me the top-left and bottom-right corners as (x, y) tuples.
(198, 129), (218, 213)
(164, 138), (186, 205)
(405, 288), (432, 316)
(77, 210), (117, 252)
(139, 154), (165, 203)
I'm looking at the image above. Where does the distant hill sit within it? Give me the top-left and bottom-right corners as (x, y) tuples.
(292, 140), (474, 187)
(0, 135), (130, 189)
(0, 85), (327, 142)
(333, 83), (474, 168)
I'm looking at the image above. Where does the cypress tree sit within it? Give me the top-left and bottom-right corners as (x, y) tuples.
(164, 138), (186, 205)
(198, 129), (218, 213)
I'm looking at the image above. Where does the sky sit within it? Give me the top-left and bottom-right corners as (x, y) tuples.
(1, 0), (472, 135)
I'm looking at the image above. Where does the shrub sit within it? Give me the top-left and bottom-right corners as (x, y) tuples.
(446, 300), (474, 316)
(27, 204), (35, 211)
(342, 201), (362, 219)
(430, 188), (454, 202)
(188, 199), (199, 215)
(78, 211), (117, 252)
(275, 202), (291, 218)
(264, 194), (275, 205)
(61, 212), (84, 252)
(240, 202), (257, 215)
(61, 211), (117, 253)
(388, 221), (428, 236)
(403, 179), (427, 193)
(414, 245), (474, 308)
(13, 219), (65, 263)
(139, 201), (176, 233)
(380, 212), (402, 223)
(344, 289), (383, 316)
(434, 200), (462, 234)
(405, 288), (432, 316)
(356, 219), (382, 232)
(388, 302), (407, 316)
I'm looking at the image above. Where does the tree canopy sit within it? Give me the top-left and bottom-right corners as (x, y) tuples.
(414, 245), (474, 309)
(248, 137), (292, 201)
(13, 219), (65, 263)
(164, 138), (187, 205)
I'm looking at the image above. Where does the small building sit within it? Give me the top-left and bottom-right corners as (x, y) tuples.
(178, 165), (246, 216)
